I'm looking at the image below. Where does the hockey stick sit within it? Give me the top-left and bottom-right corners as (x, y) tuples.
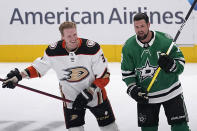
(0, 78), (73, 103)
(0, 78), (105, 111)
(147, 0), (197, 92)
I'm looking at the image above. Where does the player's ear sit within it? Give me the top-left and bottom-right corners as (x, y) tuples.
(147, 22), (150, 28)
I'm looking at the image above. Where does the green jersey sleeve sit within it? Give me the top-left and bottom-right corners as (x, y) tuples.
(169, 44), (185, 75)
(121, 43), (137, 87)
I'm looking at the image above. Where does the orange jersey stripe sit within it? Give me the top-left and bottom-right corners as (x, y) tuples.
(27, 66), (40, 78)
(93, 77), (109, 89)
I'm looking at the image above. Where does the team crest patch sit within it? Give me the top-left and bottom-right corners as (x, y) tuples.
(86, 40), (96, 47)
(136, 59), (158, 82)
(49, 42), (58, 49)
(138, 113), (147, 123)
(61, 67), (89, 82)
(70, 115), (78, 121)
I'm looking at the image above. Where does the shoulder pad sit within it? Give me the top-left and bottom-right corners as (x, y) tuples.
(76, 39), (100, 55)
(46, 40), (68, 56)
(48, 42), (58, 49)
(86, 40), (97, 47)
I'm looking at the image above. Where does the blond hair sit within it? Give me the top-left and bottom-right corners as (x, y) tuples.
(59, 21), (76, 36)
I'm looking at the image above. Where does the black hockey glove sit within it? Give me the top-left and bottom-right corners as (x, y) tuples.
(127, 85), (148, 104)
(158, 53), (176, 73)
(73, 88), (93, 110)
(2, 68), (22, 89)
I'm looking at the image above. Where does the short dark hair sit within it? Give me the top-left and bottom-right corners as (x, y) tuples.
(134, 13), (149, 23)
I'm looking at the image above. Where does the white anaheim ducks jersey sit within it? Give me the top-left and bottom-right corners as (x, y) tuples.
(32, 38), (108, 108)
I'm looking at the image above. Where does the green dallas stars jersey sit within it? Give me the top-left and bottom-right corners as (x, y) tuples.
(121, 31), (185, 103)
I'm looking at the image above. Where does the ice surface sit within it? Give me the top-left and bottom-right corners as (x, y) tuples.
(0, 63), (196, 131)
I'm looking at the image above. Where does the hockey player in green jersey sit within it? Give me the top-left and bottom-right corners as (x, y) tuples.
(121, 13), (190, 131)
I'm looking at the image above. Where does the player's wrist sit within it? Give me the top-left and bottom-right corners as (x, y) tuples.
(20, 69), (29, 79)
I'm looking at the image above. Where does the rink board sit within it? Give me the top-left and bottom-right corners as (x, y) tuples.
(0, 44), (197, 62)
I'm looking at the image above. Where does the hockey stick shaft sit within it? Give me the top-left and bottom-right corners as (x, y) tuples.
(147, 0), (197, 92)
(0, 78), (73, 103)
(0, 78), (101, 110)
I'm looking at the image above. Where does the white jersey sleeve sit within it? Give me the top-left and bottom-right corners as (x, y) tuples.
(92, 48), (108, 78)
(32, 51), (51, 76)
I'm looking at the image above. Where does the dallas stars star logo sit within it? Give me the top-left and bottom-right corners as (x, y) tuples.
(137, 59), (158, 82)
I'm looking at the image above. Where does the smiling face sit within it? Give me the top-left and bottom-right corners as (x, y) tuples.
(134, 19), (150, 41)
(59, 22), (79, 51)
(62, 27), (79, 51)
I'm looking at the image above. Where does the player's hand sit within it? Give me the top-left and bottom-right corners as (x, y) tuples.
(73, 88), (93, 110)
(2, 68), (22, 89)
(158, 53), (176, 73)
(127, 85), (148, 104)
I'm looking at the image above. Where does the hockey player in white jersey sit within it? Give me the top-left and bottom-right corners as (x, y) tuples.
(2, 21), (119, 131)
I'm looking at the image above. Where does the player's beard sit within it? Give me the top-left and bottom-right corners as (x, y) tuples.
(137, 30), (149, 41)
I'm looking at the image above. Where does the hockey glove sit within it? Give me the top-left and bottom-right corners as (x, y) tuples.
(127, 85), (148, 104)
(158, 53), (176, 73)
(2, 68), (22, 89)
(73, 88), (94, 110)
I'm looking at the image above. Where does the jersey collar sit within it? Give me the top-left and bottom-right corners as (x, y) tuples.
(136, 31), (156, 48)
